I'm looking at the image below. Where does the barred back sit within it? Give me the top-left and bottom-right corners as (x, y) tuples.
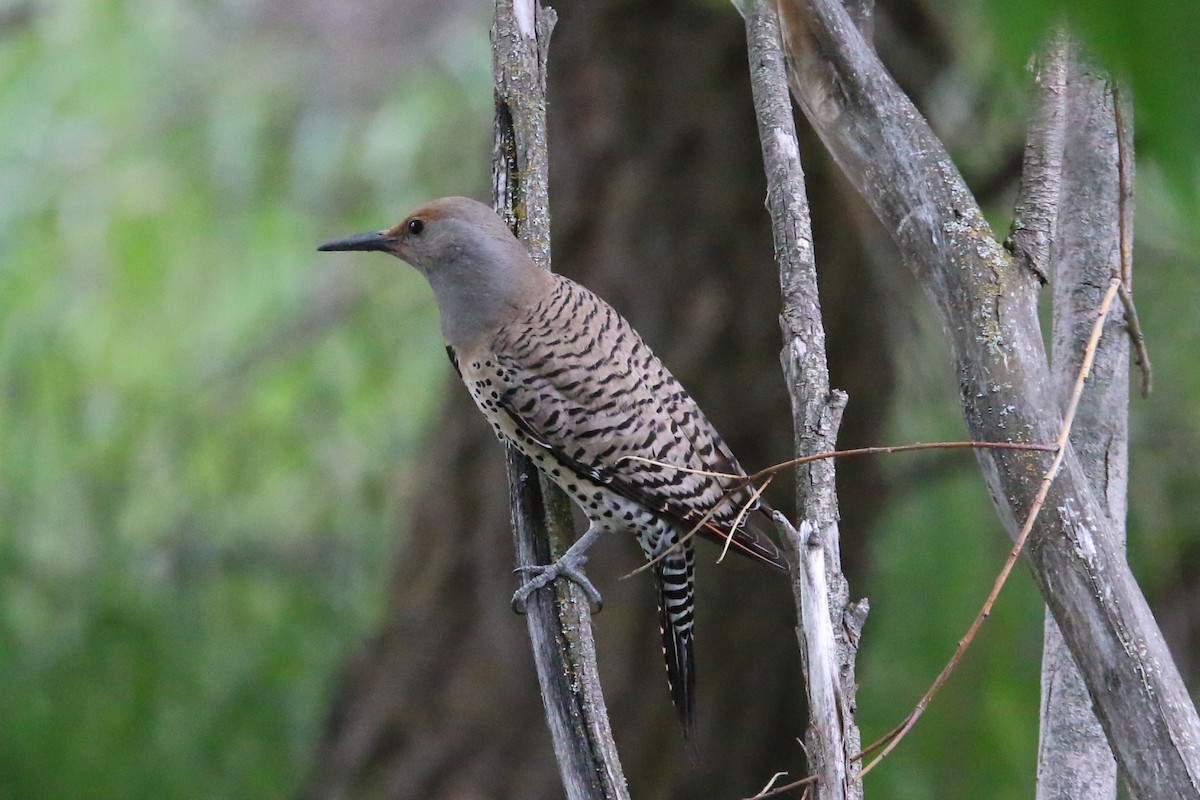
(481, 274), (784, 568)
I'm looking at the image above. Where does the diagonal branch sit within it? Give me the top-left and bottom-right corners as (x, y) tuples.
(776, 1), (1200, 797)
(860, 274), (1122, 777)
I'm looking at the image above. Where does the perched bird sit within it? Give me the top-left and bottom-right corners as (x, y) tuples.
(318, 197), (785, 732)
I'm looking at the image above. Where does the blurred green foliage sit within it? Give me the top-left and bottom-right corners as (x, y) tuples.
(0, 0), (490, 796)
(979, 0), (1200, 203)
(853, 290), (1045, 799)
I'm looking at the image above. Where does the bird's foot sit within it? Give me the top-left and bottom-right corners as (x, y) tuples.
(511, 554), (604, 614)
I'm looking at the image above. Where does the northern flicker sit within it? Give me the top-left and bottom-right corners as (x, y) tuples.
(318, 196), (785, 732)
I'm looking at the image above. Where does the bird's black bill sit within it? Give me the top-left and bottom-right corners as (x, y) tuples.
(316, 230), (393, 253)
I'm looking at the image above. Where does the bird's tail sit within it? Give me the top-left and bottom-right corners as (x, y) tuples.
(654, 537), (697, 737)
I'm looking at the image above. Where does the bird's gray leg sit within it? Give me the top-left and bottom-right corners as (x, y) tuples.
(512, 524), (605, 613)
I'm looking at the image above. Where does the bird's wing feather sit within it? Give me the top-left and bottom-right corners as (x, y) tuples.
(490, 277), (786, 570)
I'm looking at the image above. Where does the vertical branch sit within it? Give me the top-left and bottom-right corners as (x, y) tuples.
(1007, 29), (1069, 282)
(1038, 42), (1130, 800)
(737, 1), (865, 797)
(492, 3), (629, 798)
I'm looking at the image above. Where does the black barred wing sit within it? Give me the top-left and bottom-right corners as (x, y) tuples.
(491, 275), (786, 570)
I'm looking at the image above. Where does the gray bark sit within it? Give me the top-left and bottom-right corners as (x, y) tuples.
(1008, 30), (1068, 283)
(777, 1), (1200, 797)
(739, 2), (864, 798)
(1037, 44), (1130, 800)
(492, 2), (628, 798)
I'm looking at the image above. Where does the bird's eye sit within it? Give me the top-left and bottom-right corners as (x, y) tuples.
(407, 218), (425, 235)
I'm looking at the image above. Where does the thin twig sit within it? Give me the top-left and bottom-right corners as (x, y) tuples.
(1111, 84), (1152, 397)
(752, 772), (794, 797)
(742, 440), (1060, 484)
(618, 493), (738, 579)
(620, 474), (775, 579)
(622, 440), (1058, 485)
(616, 456), (742, 480)
(856, 276), (1122, 777)
(747, 771), (819, 799)
(1113, 84), (1133, 290)
(717, 476), (774, 563)
(618, 439), (1058, 579)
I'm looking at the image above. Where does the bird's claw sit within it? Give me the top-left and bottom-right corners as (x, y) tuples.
(511, 556), (604, 614)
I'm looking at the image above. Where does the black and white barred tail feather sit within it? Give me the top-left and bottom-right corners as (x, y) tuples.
(654, 539), (697, 735)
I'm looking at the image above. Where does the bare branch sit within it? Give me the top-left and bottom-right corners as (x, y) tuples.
(742, 439), (1058, 482)
(777, 1), (1200, 796)
(1038, 44), (1129, 800)
(1111, 87), (1153, 396)
(861, 275), (1122, 777)
(773, 516), (850, 798)
(493, 2), (628, 797)
(739, 1), (864, 797)
(1007, 29), (1069, 282)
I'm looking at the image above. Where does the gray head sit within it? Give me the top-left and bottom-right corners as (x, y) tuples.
(318, 196), (551, 348)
